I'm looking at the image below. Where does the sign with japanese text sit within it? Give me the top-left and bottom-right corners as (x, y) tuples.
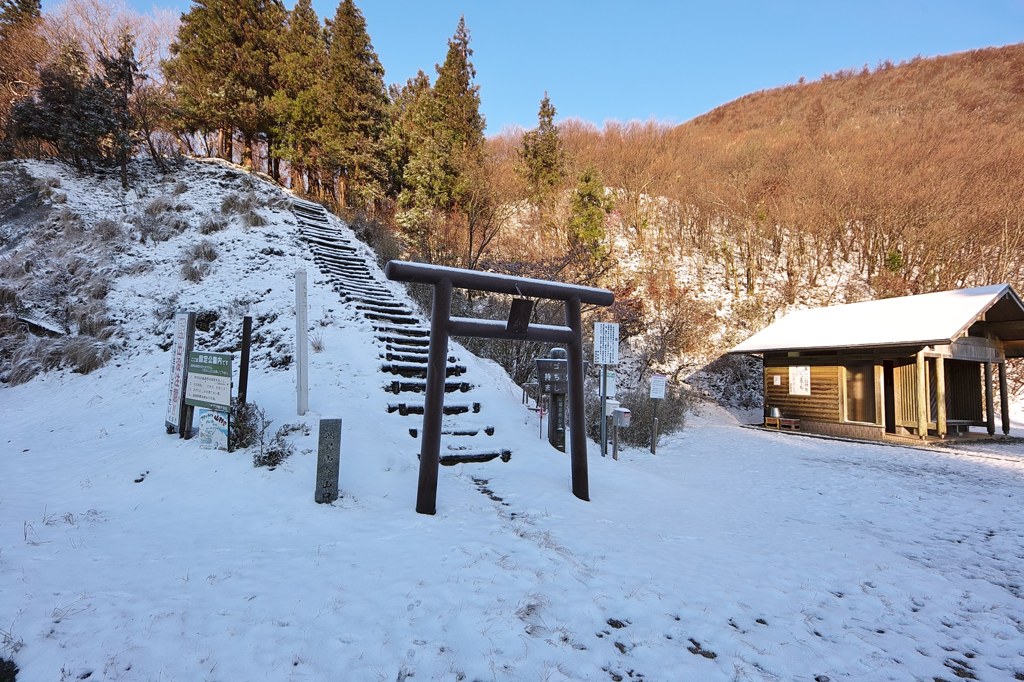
(185, 351), (233, 410)
(593, 322), (619, 365)
(788, 365), (811, 396)
(650, 373), (667, 400)
(536, 358), (568, 394)
(165, 313), (193, 430)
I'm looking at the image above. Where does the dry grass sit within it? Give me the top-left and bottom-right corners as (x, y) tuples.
(180, 261), (212, 283)
(199, 215), (227, 234)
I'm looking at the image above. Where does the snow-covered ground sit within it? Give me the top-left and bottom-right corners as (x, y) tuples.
(2, 160), (1024, 681)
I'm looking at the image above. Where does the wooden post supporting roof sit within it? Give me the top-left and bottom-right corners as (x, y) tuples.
(984, 362), (996, 436)
(915, 351), (928, 439)
(998, 362), (1011, 435)
(935, 355), (947, 438)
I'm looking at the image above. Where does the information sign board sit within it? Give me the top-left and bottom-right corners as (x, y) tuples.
(789, 365), (811, 396)
(650, 373), (667, 400)
(535, 358), (568, 394)
(185, 352), (233, 410)
(593, 322), (619, 365)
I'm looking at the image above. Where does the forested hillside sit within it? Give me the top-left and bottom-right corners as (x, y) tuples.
(2, 0), (1022, 401)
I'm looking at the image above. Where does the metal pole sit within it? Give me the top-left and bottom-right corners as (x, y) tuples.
(416, 278), (452, 515)
(652, 417), (660, 455)
(565, 296), (589, 501)
(651, 398), (660, 454)
(600, 365), (608, 457)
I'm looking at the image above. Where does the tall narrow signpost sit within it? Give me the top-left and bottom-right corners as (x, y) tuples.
(536, 348), (569, 452)
(649, 373), (667, 454)
(165, 312), (196, 437)
(593, 322), (619, 458)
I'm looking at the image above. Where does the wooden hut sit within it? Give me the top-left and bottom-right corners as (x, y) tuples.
(729, 284), (1024, 440)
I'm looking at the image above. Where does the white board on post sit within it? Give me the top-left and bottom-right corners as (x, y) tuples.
(165, 312), (194, 432)
(593, 322), (619, 366)
(650, 373), (667, 400)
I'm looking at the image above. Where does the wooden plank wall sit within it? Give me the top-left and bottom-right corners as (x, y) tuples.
(946, 360), (983, 422)
(893, 360), (918, 428)
(764, 365), (842, 421)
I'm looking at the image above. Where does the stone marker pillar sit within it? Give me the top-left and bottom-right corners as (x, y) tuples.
(315, 418), (341, 504)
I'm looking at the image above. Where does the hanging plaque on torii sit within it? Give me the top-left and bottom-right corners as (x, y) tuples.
(384, 260), (614, 515)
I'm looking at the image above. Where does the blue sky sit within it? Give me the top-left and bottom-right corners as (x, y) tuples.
(113, 0), (1024, 133)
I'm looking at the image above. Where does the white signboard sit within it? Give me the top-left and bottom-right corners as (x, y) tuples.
(789, 365), (811, 396)
(606, 369), (617, 398)
(650, 373), (667, 400)
(165, 313), (191, 429)
(593, 322), (619, 366)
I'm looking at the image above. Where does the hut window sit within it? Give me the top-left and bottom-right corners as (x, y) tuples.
(845, 363), (877, 423)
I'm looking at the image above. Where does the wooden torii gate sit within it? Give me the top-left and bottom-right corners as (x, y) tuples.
(384, 260), (614, 515)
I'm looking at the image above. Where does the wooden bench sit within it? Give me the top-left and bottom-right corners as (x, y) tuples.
(764, 416), (800, 430)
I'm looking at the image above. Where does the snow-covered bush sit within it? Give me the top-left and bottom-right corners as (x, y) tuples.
(229, 400), (300, 468)
(229, 400), (270, 451)
(132, 196), (190, 242)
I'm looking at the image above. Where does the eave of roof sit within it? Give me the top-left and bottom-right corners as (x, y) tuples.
(729, 284), (1024, 355)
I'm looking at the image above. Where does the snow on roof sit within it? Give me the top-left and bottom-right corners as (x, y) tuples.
(730, 284), (1016, 354)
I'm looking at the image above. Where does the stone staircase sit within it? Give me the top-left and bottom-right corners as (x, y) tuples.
(291, 197), (511, 466)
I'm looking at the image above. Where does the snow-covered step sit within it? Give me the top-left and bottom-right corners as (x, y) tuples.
(408, 425), (495, 438)
(387, 402), (481, 416)
(438, 449), (512, 466)
(333, 281), (392, 297)
(385, 379), (473, 395)
(357, 302), (414, 316)
(363, 311), (421, 326)
(344, 294), (407, 309)
(314, 254), (371, 270)
(383, 352), (456, 366)
(373, 323), (428, 337)
(381, 362), (466, 378)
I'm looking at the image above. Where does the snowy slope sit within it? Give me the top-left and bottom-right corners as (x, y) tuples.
(2, 160), (1024, 682)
